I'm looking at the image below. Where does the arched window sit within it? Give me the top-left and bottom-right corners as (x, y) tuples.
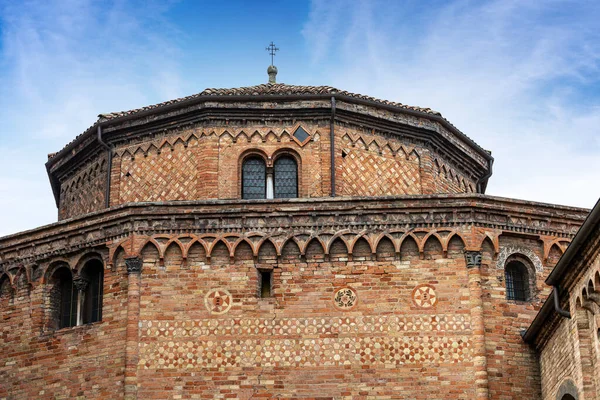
(0, 275), (11, 301)
(505, 261), (529, 301)
(274, 156), (298, 198)
(50, 267), (77, 329)
(242, 157), (266, 199)
(80, 260), (104, 324)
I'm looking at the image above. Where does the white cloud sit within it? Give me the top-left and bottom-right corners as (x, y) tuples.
(304, 0), (600, 208)
(0, 0), (186, 236)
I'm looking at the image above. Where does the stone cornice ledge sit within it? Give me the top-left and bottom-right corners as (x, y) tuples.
(0, 194), (588, 266)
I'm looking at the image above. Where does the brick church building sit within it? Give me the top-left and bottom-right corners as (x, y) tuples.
(1, 66), (599, 399)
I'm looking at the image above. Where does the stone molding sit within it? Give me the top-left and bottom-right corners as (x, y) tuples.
(496, 246), (543, 272)
(556, 379), (579, 400)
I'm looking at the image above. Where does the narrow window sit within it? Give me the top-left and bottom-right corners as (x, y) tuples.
(505, 261), (529, 301)
(52, 268), (77, 329)
(242, 157), (266, 199)
(81, 260), (104, 324)
(273, 156), (298, 198)
(0, 275), (11, 301)
(259, 270), (272, 298)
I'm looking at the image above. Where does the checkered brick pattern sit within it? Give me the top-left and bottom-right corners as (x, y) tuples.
(59, 160), (106, 220)
(340, 149), (421, 196)
(120, 145), (198, 203)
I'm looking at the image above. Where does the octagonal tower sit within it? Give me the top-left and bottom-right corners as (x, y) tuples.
(46, 83), (493, 220)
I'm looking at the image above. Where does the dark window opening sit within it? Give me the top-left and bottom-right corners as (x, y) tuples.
(0, 276), (11, 300)
(242, 157), (266, 199)
(293, 126), (310, 143)
(259, 270), (272, 298)
(274, 156), (298, 199)
(81, 260), (104, 324)
(54, 268), (77, 329)
(505, 261), (529, 301)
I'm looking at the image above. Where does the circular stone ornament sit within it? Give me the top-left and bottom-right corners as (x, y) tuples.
(333, 287), (358, 310)
(412, 284), (438, 309)
(204, 288), (233, 315)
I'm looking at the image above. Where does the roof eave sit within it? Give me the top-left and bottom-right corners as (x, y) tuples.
(524, 197), (600, 344)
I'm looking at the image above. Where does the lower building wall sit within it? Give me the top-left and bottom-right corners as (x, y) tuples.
(133, 235), (479, 399)
(0, 265), (128, 399)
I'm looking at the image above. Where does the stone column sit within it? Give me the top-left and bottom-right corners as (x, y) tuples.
(73, 276), (89, 326)
(465, 250), (489, 399)
(124, 257), (142, 400)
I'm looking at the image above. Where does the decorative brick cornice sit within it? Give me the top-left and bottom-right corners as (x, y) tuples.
(0, 195), (588, 268)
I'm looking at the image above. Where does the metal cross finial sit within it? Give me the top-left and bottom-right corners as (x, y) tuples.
(266, 42), (279, 66)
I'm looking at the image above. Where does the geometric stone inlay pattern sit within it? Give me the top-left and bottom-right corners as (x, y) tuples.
(140, 314), (471, 338)
(412, 284), (438, 309)
(333, 287), (358, 310)
(139, 335), (472, 369)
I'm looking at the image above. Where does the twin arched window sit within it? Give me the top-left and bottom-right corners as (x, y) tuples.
(242, 155), (298, 199)
(505, 260), (529, 301)
(49, 260), (104, 329)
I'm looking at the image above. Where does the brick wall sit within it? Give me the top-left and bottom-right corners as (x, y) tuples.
(101, 122), (476, 213)
(537, 252), (600, 400)
(133, 231), (478, 399)
(58, 157), (107, 220)
(0, 197), (585, 399)
(0, 253), (128, 399)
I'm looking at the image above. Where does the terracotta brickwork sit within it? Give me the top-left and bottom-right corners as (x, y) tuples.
(0, 251), (127, 398)
(96, 121), (476, 212)
(0, 197), (588, 399)
(535, 249), (600, 400)
(11, 84), (592, 398)
(50, 95), (486, 220)
(58, 157), (107, 220)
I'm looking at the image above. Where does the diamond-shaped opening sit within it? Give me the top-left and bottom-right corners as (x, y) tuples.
(293, 126), (310, 143)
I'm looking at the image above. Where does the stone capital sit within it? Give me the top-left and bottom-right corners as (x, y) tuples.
(73, 276), (90, 292)
(464, 250), (482, 269)
(125, 257), (143, 274)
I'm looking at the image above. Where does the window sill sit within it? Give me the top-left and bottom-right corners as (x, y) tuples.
(41, 320), (103, 338)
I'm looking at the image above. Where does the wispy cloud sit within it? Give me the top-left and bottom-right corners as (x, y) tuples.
(304, 0), (600, 208)
(0, 0), (185, 236)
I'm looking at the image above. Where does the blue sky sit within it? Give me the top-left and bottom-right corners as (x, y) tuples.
(0, 0), (599, 236)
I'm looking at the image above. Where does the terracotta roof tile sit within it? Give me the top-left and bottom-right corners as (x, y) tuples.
(97, 83), (441, 122)
(50, 83), (474, 162)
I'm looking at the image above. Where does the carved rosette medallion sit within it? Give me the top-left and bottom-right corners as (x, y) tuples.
(333, 287), (358, 310)
(412, 284), (438, 309)
(204, 288), (233, 315)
